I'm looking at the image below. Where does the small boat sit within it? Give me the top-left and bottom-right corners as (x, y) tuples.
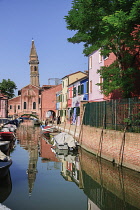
(2, 124), (17, 132)
(42, 125), (58, 133)
(0, 132), (15, 141)
(0, 151), (12, 178)
(0, 118), (10, 127)
(53, 132), (79, 151)
(0, 141), (10, 152)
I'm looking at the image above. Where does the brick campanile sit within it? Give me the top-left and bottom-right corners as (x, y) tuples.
(29, 40), (40, 87)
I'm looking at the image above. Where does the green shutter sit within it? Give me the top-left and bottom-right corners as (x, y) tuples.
(78, 85), (81, 95)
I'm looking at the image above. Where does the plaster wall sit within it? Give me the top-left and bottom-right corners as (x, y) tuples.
(89, 50), (104, 101)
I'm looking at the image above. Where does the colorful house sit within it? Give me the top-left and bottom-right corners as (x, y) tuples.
(68, 75), (88, 124)
(88, 49), (116, 101)
(61, 71), (87, 122)
(41, 84), (62, 121)
(56, 90), (62, 117)
(88, 49), (105, 102)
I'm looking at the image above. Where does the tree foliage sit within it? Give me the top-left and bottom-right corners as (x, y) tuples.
(97, 61), (140, 98)
(65, 0), (140, 98)
(0, 79), (17, 99)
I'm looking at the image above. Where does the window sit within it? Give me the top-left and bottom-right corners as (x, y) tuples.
(103, 55), (108, 60)
(99, 77), (103, 90)
(99, 51), (102, 63)
(62, 81), (64, 88)
(90, 80), (92, 93)
(59, 94), (62, 102)
(10, 105), (12, 109)
(34, 66), (37, 71)
(73, 87), (76, 97)
(18, 105), (20, 109)
(78, 85), (81, 95)
(89, 56), (92, 69)
(60, 110), (63, 117)
(86, 81), (89, 93)
(33, 102), (36, 109)
(24, 102), (26, 109)
(39, 98), (40, 104)
(81, 84), (84, 94)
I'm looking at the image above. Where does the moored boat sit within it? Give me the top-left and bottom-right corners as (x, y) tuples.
(41, 125), (58, 133)
(0, 141), (10, 152)
(0, 132), (15, 141)
(53, 132), (79, 151)
(2, 124), (17, 132)
(0, 151), (12, 178)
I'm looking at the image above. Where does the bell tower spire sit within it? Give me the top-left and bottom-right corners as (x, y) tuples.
(29, 39), (40, 87)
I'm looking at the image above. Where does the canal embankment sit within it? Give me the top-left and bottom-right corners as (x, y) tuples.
(55, 121), (140, 172)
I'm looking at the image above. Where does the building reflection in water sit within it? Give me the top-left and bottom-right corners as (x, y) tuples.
(58, 147), (140, 210)
(16, 124), (61, 196)
(16, 124), (40, 196)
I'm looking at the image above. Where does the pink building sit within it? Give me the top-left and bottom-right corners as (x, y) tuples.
(88, 50), (105, 101)
(88, 50), (116, 101)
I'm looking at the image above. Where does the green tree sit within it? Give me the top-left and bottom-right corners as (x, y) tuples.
(65, 0), (140, 97)
(0, 79), (17, 99)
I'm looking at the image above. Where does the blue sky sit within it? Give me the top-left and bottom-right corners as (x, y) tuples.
(0, 0), (88, 96)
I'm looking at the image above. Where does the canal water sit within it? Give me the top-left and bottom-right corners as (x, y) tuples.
(1, 124), (140, 210)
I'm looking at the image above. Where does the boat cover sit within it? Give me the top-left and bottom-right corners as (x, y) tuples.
(54, 132), (76, 148)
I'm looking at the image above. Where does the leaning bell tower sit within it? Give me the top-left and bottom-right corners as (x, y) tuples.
(29, 39), (40, 87)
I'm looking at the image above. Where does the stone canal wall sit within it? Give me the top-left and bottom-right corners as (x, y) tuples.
(56, 118), (140, 172)
(78, 125), (140, 172)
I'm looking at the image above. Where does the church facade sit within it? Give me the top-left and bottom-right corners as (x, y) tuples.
(8, 40), (61, 120)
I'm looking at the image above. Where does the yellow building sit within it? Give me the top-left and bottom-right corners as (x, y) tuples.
(61, 71), (87, 122)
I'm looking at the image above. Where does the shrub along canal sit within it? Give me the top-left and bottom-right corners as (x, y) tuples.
(1, 124), (140, 210)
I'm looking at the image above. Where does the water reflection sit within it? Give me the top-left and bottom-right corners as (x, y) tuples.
(15, 124), (140, 210)
(0, 172), (12, 203)
(79, 148), (140, 210)
(16, 124), (40, 196)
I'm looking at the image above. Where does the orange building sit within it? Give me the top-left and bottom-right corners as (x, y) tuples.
(41, 84), (62, 121)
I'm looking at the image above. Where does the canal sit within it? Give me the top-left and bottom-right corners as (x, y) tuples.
(1, 124), (140, 210)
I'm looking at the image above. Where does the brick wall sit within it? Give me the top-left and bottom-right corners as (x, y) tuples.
(78, 125), (140, 172)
